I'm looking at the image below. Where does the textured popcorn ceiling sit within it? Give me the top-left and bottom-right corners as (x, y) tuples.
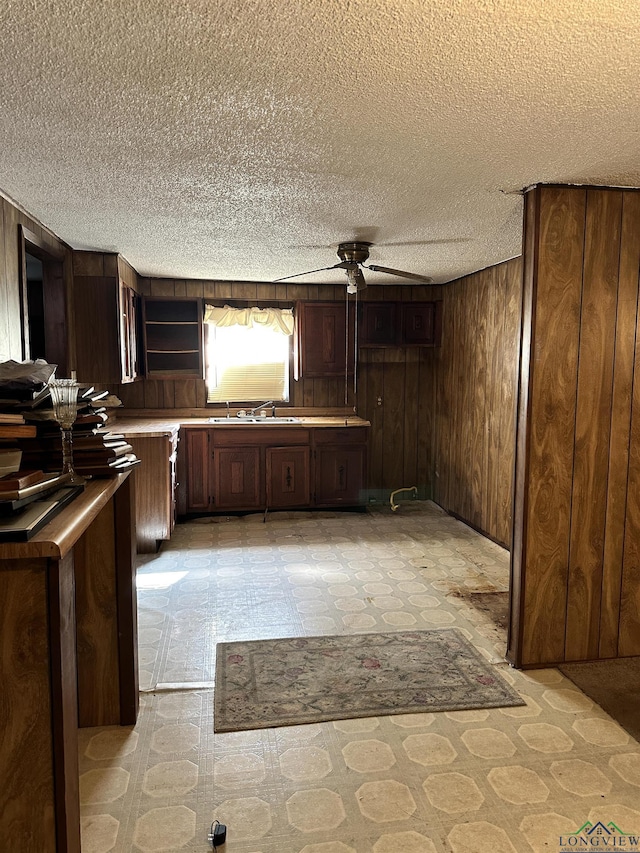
(1, 0), (639, 285)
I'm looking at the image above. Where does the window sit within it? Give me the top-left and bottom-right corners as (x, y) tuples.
(205, 305), (293, 403)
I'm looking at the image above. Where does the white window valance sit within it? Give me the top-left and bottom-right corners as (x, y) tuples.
(204, 304), (294, 335)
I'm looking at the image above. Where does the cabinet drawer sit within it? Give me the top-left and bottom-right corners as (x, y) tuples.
(313, 427), (368, 445)
(212, 428), (310, 446)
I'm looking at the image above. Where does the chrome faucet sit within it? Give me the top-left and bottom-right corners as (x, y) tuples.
(247, 401), (274, 417)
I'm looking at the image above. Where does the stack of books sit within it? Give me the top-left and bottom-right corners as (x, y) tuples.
(17, 424), (136, 476)
(3, 385), (138, 477)
(0, 378), (51, 444)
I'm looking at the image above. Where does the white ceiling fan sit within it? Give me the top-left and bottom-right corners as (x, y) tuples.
(274, 242), (434, 292)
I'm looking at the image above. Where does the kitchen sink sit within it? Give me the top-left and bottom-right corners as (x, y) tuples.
(208, 416), (302, 424)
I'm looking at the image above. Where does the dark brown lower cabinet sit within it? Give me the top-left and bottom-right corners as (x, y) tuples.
(181, 426), (367, 514)
(267, 446), (311, 508)
(314, 444), (366, 506)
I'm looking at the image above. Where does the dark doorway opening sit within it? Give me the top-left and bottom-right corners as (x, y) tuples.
(25, 252), (46, 360)
(20, 226), (68, 375)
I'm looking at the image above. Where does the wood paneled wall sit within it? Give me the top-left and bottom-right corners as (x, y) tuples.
(0, 193), (72, 363)
(510, 185), (640, 667)
(432, 259), (523, 547)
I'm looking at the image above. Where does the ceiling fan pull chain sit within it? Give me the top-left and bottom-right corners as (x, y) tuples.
(344, 290), (349, 407)
(353, 286), (358, 405)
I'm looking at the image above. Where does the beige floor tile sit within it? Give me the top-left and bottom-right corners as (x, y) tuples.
(76, 503), (640, 851)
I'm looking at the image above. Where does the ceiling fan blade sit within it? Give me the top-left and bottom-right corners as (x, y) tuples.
(366, 264), (433, 283)
(273, 263), (344, 282)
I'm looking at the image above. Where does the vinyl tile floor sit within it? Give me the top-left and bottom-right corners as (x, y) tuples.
(78, 502), (640, 852)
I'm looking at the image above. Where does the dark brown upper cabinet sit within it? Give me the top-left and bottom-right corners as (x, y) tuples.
(295, 301), (355, 379)
(73, 252), (140, 384)
(359, 300), (442, 347)
(359, 302), (399, 346)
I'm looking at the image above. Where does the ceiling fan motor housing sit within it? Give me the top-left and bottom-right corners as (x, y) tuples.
(337, 241), (371, 265)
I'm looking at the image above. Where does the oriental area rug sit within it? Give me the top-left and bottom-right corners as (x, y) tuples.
(214, 628), (524, 732)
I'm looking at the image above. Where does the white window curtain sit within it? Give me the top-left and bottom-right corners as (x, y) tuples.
(204, 305), (294, 335)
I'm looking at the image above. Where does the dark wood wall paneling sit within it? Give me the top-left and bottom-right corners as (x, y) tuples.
(432, 259), (522, 547)
(510, 185), (640, 667)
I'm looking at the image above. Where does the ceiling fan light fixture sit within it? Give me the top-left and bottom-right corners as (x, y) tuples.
(346, 265), (366, 293)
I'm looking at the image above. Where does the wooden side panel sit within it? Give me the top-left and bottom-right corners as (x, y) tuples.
(508, 192), (538, 667)
(127, 435), (171, 552)
(74, 501), (121, 727)
(521, 186), (585, 665)
(113, 472), (139, 724)
(498, 257), (523, 546)
(48, 552), (82, 853)
(117, 255), (140, 291)
(620, 217), (640, 655)
(606, 194), (640, 656)
(565, 190), (621, 660)
(0, 561), (58, 851)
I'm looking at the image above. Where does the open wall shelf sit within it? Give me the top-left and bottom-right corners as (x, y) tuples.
(142, 297), (204, 379)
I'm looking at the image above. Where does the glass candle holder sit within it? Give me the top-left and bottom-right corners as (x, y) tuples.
(48, 378), (86, 485)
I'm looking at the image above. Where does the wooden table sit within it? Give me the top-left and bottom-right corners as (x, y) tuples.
(0, 472), (138, 853)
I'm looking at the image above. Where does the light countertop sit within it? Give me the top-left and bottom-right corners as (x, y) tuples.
(113, 415), (370, 437)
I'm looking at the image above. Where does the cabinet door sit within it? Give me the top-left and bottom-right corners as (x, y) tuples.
(73, 268), (140, 384)
(296, 302), (355, 378)
(214, 446), (261, 509)
(266, 447), (310, 508)
(360, 302), (398, 346)
(315, 445), (366, 507)
(185, 429), (212, 512)
(401, 302), (442, 346)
